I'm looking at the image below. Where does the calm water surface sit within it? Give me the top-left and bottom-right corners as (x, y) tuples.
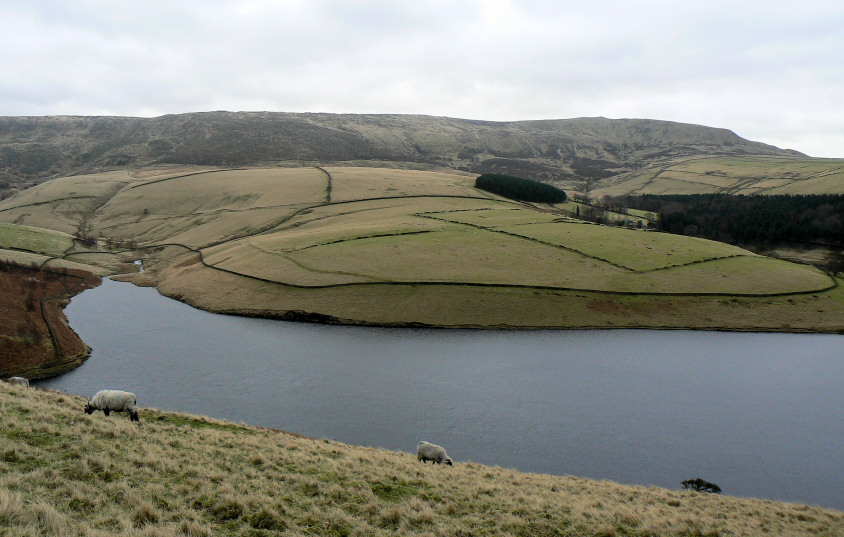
(37, 279), (844, 509)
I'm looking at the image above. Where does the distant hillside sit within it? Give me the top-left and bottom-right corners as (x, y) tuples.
(591, 156), (844, 197)
(0, 112), (803, 196)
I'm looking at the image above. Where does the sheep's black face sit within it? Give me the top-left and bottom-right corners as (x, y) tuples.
(445, 458), (453, 466)
(83, 404), (94, 414)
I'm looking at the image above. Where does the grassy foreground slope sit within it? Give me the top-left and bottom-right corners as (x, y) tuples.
(1, 165), (842, 331)
(2, 384), (841, 537)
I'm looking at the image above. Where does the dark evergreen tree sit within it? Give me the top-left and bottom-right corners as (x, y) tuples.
(608, 194), (844, 246)
(475, 174), (567, 203)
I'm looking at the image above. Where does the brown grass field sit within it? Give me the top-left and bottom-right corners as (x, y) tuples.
(2, 383), (842, 537)
(591, 156), (844, 197)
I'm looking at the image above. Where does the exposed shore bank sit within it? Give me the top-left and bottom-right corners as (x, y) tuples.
(0, 263), (100, 380)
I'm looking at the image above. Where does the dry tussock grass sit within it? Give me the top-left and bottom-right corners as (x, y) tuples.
(2, 383), (841, 536)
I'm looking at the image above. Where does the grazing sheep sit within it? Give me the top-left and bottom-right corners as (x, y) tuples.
(417, 441), (453, 466)
(84, 390), (139, 421)
(5, 377), (29, 386)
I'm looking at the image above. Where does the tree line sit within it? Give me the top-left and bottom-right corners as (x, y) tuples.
(475, 173), (567, 203)
(607, 194), (844, 247)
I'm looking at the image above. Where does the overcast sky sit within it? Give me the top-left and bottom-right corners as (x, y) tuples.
(2, 1), (842, 157)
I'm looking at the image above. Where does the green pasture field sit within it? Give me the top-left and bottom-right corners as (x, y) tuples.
(422, 205), (564, 227)
(0, 196), (98, 236)
(286, 229), (614, 287)
(488, 221), (755, 271)
(552, 200), (655, 225)
(0, 248), (111, 275)
(282, 232), (830, 294)
(0, 171), (137, 235)
(205, 243), (378, 286)
(0, 170), (134, 208)
(0, 221), (74, 256)
(0, 165), (840, 330)
(201, 194), (829, 295)
(157, 255), (844, 331)
(202, 197), (491, 258)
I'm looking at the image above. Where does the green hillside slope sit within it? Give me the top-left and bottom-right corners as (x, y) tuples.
(1, 166), (842, 332)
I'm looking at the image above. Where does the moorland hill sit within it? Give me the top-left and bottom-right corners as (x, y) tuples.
(0, 112), (805, 196)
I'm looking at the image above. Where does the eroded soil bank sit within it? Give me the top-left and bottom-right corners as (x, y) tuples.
(0, 261), (100, 380)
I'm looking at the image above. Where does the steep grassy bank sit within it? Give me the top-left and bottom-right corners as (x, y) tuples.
(1, 383), (841, 536)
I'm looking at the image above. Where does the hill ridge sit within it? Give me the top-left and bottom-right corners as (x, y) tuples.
(0, 112), (803, 195)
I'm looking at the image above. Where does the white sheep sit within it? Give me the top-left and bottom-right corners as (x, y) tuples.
(417, 441), (453, 466)
(84, 390), (139, 421)
(4, 377), (29, 386)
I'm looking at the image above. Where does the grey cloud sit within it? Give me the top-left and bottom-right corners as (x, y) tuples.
(1, 0), (842, 156)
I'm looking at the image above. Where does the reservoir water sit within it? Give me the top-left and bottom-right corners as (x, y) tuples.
(36, 278), (844, 509)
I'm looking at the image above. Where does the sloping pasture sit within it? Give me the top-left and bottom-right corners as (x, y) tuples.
(0, 222), (74, 256)
(199, 195), (831, 295)
(0, 165), (839, 329)
(0, 171), (135, 234)
(479, 220), (756, 271)
(325, 166), (480, 202)
(90, 168), (329, 248)
(593, 156), (844, 197)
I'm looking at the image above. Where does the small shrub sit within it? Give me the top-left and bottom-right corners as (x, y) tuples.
(681, 478), (722, 494)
